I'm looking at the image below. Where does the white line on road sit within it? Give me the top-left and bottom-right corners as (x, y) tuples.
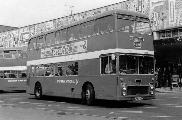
(175, 106), (182, 108)
(143, 106), (158, 109)
(109, 112), (114, 114)
(37, 104), (46, 107)
(162, 103), (179, 106)
(118, 116), (129, 119)
(119, 110), (143, 113)
(31, 102), (43, 105)
(67, 106), (80, 109)
(36, 107), (47, 110)
(65, 108), (92, 111)
(151, 115), (172, 118)
(1, 104), (15, 106)
(19, 101), (30, 104)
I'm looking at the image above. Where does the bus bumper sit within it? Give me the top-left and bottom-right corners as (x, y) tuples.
(117, 94), (155, 101)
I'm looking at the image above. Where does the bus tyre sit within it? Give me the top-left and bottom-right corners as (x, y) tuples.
(34, 83), (42, 99)
(82, 84), (95, 105)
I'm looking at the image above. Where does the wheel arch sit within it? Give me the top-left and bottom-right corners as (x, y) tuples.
(82, 81), (95, 92)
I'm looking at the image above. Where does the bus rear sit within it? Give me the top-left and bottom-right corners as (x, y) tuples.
(0, 49), (27, 91)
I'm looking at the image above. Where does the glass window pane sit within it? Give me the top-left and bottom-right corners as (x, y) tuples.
(101, 55), (116, 74)
(139, 56), (154, 74)
(119, 55), (138, 74)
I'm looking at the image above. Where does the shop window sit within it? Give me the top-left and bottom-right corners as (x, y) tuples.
(172, 29), (178, 37)
(159, 31), (165, 39)
(166, 30), (171, 38)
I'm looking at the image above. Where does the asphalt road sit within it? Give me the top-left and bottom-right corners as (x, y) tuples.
(0, 91), (182, 120)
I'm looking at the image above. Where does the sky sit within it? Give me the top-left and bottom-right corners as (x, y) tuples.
(0, 0), (125, 27)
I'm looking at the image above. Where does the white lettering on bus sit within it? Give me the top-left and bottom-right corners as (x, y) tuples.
(57, 79), (78, 85)
(41, 40), (87, 58)
(8, 80), (27, 83)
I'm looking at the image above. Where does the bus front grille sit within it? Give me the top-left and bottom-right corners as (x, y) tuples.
(127, 86), (149, 95)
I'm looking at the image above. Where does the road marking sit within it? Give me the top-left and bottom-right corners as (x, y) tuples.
(83, 114), (89, 116)
(91, 114), (99, 117)
(119, 110), (143, 113)
(100, 116), (107, 118)
(143, 106), (158, 109)
(152, 99), (162, 101)
(109, 112), (114, 114)
(9, 98), (22, 100)
(65, 108), (91, 111)
(37, 104), (46, 107)
(175, 106), (182, 108)
(36, 107), (47, 110)
(49, 109), (56, 112)
(118, 116), (129, 120)
(1, 104), (15, 106)
(67, 106), (80, 109)
(151, 115), (172, 118)
(19, 101), (30, 104)
(74, 113), (81, 115)
(31, 102), (43, 105)
(171, 97), (179, 98)
(162, 103), (179, 106)
(54, 104), (60, 107)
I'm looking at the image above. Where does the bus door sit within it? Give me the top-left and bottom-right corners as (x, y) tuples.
(100, 54), (118, 99)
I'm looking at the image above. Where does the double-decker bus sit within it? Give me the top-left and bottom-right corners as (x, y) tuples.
(27, 9), (155, 105)
(0, 48), (27, 91)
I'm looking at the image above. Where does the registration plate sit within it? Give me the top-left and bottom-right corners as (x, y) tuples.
(134, 97), (143, 101)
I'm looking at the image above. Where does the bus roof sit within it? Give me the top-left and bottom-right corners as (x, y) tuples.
(29, 9), (149, 40)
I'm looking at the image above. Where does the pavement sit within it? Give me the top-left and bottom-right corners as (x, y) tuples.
(155, 87), (182, 93)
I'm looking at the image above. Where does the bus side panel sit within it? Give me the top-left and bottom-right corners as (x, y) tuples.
(88, 32), (116, 52)
(73, 59), (117, 100)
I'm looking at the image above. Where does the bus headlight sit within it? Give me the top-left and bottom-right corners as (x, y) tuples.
(149, 83), (154, 95)
(121, 83), (127, 96)
(149, 83), (154, 90)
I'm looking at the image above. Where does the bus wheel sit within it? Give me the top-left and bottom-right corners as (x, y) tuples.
(82, 84), (95, 105)
(34, 83), (42, 99)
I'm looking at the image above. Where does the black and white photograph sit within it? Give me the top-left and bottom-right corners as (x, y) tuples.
(0, 0), (182, 120)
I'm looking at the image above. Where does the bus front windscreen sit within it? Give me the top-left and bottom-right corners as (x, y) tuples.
(119, 55), (154, 74)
